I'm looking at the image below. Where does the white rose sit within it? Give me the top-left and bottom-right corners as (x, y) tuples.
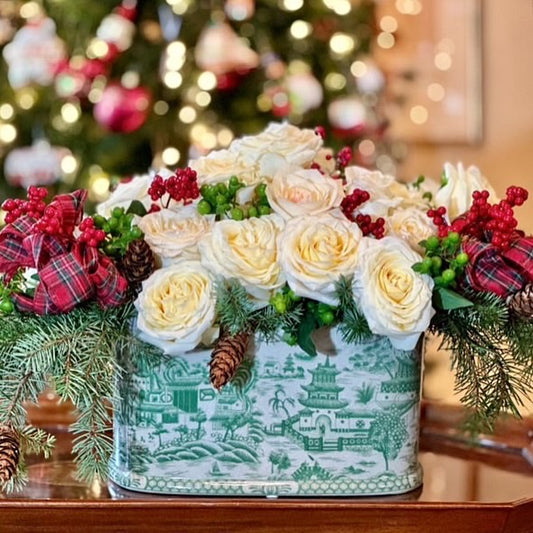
(386, 208), (436, 253)
(279, 210), (362, 305)
(137, 204), (215, 265)
(230, 122), (323, 179)
(313, 147), (336, 174)
(199, 214), (286, 304)
(96, 174), (152, 218)
(344, 166), (402, 217)
(189, 149), (259, 186)
(134, 261), (216, 355)
(435, 162), (499, 220)
(266, 168), (344, 220)
(354, 236), (434, 350)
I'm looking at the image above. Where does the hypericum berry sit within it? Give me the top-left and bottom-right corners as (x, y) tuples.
(341, 188), (370, 222)
(315, 126), (326, 139)
(336, 146), (353, 170)
(0, 298), (15, 314)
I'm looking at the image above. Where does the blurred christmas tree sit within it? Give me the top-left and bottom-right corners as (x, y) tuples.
(0, 0), (394, 203)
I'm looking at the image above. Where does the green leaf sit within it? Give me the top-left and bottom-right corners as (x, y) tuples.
(126, 200), (148, 217)
(297, 312), (318, 357)
(433, 286), (474, 310)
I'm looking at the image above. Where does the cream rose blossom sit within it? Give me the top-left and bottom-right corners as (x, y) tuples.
(189, 149), (259, 186)
(386, 208), (435, 253)
(435, 162), (499, 220)
(137, 204), (215, 265)
(96, 173), (152, 218)
(266, 168), (344, 220)
(278, 210), (362, 305)
(230, 122), (323, 178)
(198, 214), (286, 304)
(354, 236), (434, 350)
(134, 261), (216, 355)
(344, 166), (402, 217)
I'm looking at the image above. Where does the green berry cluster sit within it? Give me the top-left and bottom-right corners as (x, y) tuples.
(270, 286), (301, 314)
(308, 301), (337, 327)
(197, 176), (272, 220)
(0, 271), (24, 315)
(413, 232), (469, 288)
(92, 207), (144, 258)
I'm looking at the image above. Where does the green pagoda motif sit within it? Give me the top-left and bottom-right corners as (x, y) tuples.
(299, 357), (348, 410)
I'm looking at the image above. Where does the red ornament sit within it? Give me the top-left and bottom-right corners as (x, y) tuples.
(94, 83), (151, 133)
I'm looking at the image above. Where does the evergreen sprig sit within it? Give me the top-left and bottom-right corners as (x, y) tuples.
(429, 291), (533, 433)
(334, 275), (373, 344)
(215, 279), (256, 335)
(0, 301), (137, 488)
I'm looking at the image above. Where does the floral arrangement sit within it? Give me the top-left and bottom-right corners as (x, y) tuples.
(1, 122), (532, 490)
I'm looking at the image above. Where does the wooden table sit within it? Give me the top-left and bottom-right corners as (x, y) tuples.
(0, 401), (532, 533)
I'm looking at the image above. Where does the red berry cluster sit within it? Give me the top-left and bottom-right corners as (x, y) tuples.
(2, 187), (48, 224)
(148, 168), (200, 208)
(341, 188), (385, 238)
(355, 214), (386, 239)
(341, 189), (370, 222)
(429, 186), (528, 251)
(314, 126), (326, 139)
(78, 218), (106, 247)
(33, 205), (65, 236)
(336, 146), (353, 170)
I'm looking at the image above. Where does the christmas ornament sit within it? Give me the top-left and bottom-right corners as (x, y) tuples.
(96, 11), (136, 52)
(507, 284), (533, 319)
(3, 17), (65, 89)
(120, 238), (156, 290)
(354, 59), (385, 94)
(286, 72), (323, 114)
(0, 426), (20, 485)
(55, 58), (109, 99)
(4, 140), (72, 189)
(225, 0), (255, 20)
(195, 21), (259, 89)
(209, 330), (249, 390)
(94, 83), (151, 133)
(328, 97), (368, 138)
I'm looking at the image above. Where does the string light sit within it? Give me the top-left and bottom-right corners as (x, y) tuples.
(197, 71), (217, 91)
(350, 61), (367, 78)
(179, 106), (197, 123)
(377, 32), (395, 49)
(380, 16), (398, 33)
(60, 154), (78, 174)
(87, 39), (109, 59)
(410, 105), (428, 124)
(162, 147), (180, 165)
(16, 89), (37, 110)
(0, 124), (17, 144)
(195, 91), (211, 107)
(0, 104), (14, 120)
(324, 72), (346, 91)
(281, 0), (304, 11)
(163, 71), (183, 89)
(359, 139), (375, 157)
(217, 129), (234, 146)
(19, 1), (42, 19)
(427, 83), (445, 102)
(61, 102), (81, 123)
(290, 20), (311, 39)
(329, 33), (356, 55)
(434, 52), (452, 71)
(154, 100), (170, 115)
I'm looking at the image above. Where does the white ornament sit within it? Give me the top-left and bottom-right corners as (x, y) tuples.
(195, 22), (259, 75)
(355, 61), (385, 94)
(285, 72), (323, 114)
(4, 140), (72, 188)
(96, 13), (136, 52)
(328, 97), (367, 130)
(2, 18), (66, 89)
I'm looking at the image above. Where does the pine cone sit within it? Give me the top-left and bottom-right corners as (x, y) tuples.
(0, 426), (20, 485)
(120, 239), (156, 289)
(507, 284), (533, 319)
(209, 331), (249, 390)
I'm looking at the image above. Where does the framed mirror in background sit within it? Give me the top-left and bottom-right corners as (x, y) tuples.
(375, 0), (483, 145)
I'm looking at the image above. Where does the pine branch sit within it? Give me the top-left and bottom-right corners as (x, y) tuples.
(430, 292), (532, 433)
(215, 279), (256, 335)
(253, 303), (304, 343)
(334, 276), (373, 344)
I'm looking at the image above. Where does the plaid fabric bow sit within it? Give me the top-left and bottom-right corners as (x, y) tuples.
(0, 190), (129, 315)
(462, 236), (533, 299)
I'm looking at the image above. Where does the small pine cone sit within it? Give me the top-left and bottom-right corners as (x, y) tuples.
(120, 239), (156, 289)
(0, 426), (20, 485)
(209, 331), (249, 390)
(507, 284), (533, 319)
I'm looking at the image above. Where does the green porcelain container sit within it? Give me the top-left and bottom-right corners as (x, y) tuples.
(110, 329), (423, 497)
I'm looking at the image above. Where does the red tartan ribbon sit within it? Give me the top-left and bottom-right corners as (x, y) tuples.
(0, 190), (129, 315)
(462, 237), (533, 299)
